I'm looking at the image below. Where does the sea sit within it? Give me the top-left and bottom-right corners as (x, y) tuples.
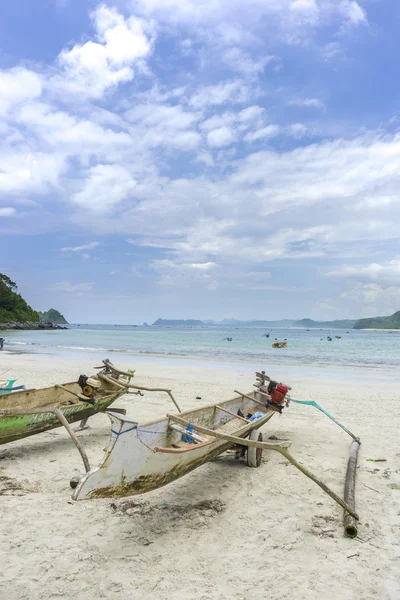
(1, 324), (400, 381)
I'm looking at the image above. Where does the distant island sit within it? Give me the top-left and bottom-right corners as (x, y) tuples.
(39, 309), (68, 324)
(353, 311), (400, 330)
(0, 273), (67, 330)
(152, 318), (204, 327)
(152, 315), (400, 330)
(204, 318), (295, 327)
(152, 317), (295, 327)
(293, 318), (357, 329)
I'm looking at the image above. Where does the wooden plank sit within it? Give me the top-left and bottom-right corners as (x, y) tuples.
(53, 407), (91, 473)
(234, 390), (269, 409)
(215, 405), (250, 423)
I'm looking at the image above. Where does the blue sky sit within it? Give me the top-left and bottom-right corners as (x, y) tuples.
(1, 0), (400, 323)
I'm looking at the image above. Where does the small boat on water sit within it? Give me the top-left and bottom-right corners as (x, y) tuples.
(272, 339), (287, 348)
(72, 370), (361, 537)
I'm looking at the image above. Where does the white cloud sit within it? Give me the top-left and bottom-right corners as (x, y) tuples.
(222, 48), (275, 76)
(133, 0), (366, 47)
(290, 98), (325, 110)
(244, 125), (280, 142)
(56, 5), (153, 98)
(329, 258), (400, 287)
(0, 152), (66, 194)
(16, 101), (132, 157)
(0, 207), (16, 217)
(50, 280), (95, 293)
(189, 80), (252, 109)
(72, 164), (137, 212)
(152, 259), (219, 289)
(207, 126), (236, 148)
(60, 242), (100, 252)
(0, 0), (383, 314)
(287, 123), (308, 138)
(340, 1), (366, 26)
(0, 68), (42, 115)
(125, 103), (201, 149)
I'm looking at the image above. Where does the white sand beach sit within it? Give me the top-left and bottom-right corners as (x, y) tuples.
(0, 353), (399, 600)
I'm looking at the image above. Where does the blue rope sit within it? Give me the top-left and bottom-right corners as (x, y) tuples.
(181, 423), (195, 444)
(289, 397), (359, 442)
(111, 425), (137, 436)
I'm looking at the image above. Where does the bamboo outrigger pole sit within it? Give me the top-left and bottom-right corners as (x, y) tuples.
(343, 440), (361, 538)
(167, 412), (358, 520)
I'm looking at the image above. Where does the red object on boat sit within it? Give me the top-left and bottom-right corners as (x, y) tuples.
(270, 383), (289, 405)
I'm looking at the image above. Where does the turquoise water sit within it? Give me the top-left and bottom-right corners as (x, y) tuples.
(1, 324), (400, 373)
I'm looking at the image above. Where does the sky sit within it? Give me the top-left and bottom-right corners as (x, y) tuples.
(1, 0), (400, 324)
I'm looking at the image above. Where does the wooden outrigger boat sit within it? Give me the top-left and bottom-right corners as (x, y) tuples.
(0, 361), (133, 451)
(72, 369), (361, 537)
(0, 360), (182, 474)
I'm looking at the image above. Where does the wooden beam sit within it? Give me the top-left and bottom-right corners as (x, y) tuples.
(215, 405), (250, 423)
(53, 407), (91, 473)
(99, 373), (182, 413)
(234, 390), (268, 409)
(168, 423), (207, 443)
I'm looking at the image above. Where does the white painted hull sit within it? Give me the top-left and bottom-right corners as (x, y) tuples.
(73, 393), (275, 500)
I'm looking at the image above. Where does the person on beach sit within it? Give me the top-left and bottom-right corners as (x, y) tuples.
(0, 338), (4, 350)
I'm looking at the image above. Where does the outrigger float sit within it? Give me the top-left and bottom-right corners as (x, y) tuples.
(71, 367), (361, 538)
(0, 378), (25, 394)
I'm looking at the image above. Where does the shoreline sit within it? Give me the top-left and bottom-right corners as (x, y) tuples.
(2, 347), (400, 384)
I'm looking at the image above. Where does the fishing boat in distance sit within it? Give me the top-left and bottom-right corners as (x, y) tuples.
(72, 369), (361, 538)
(272, 338), (287, 348)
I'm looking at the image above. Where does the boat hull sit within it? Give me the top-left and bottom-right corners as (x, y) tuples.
(73, 399), (275, 500)
(0, 391), (125, 445)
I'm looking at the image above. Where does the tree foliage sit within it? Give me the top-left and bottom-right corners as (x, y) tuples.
(0, 273), (40, 323)
(39, 309), (68, 324)
(353, 311), (400, 330)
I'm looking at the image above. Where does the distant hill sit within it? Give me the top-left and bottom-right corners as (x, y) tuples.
(214, 318), (295, 327)
(153, 317), (295, 327)
(0, 273), (40, 323)
(152, 318), (203, 326)
(353, 311), (400, 330)
(39, 309), (68, 324)
(293, 318), (357, 329)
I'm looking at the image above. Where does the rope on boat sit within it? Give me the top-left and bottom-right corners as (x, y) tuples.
(110, 426), (174, 436)
(289, 397), (359, 442)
